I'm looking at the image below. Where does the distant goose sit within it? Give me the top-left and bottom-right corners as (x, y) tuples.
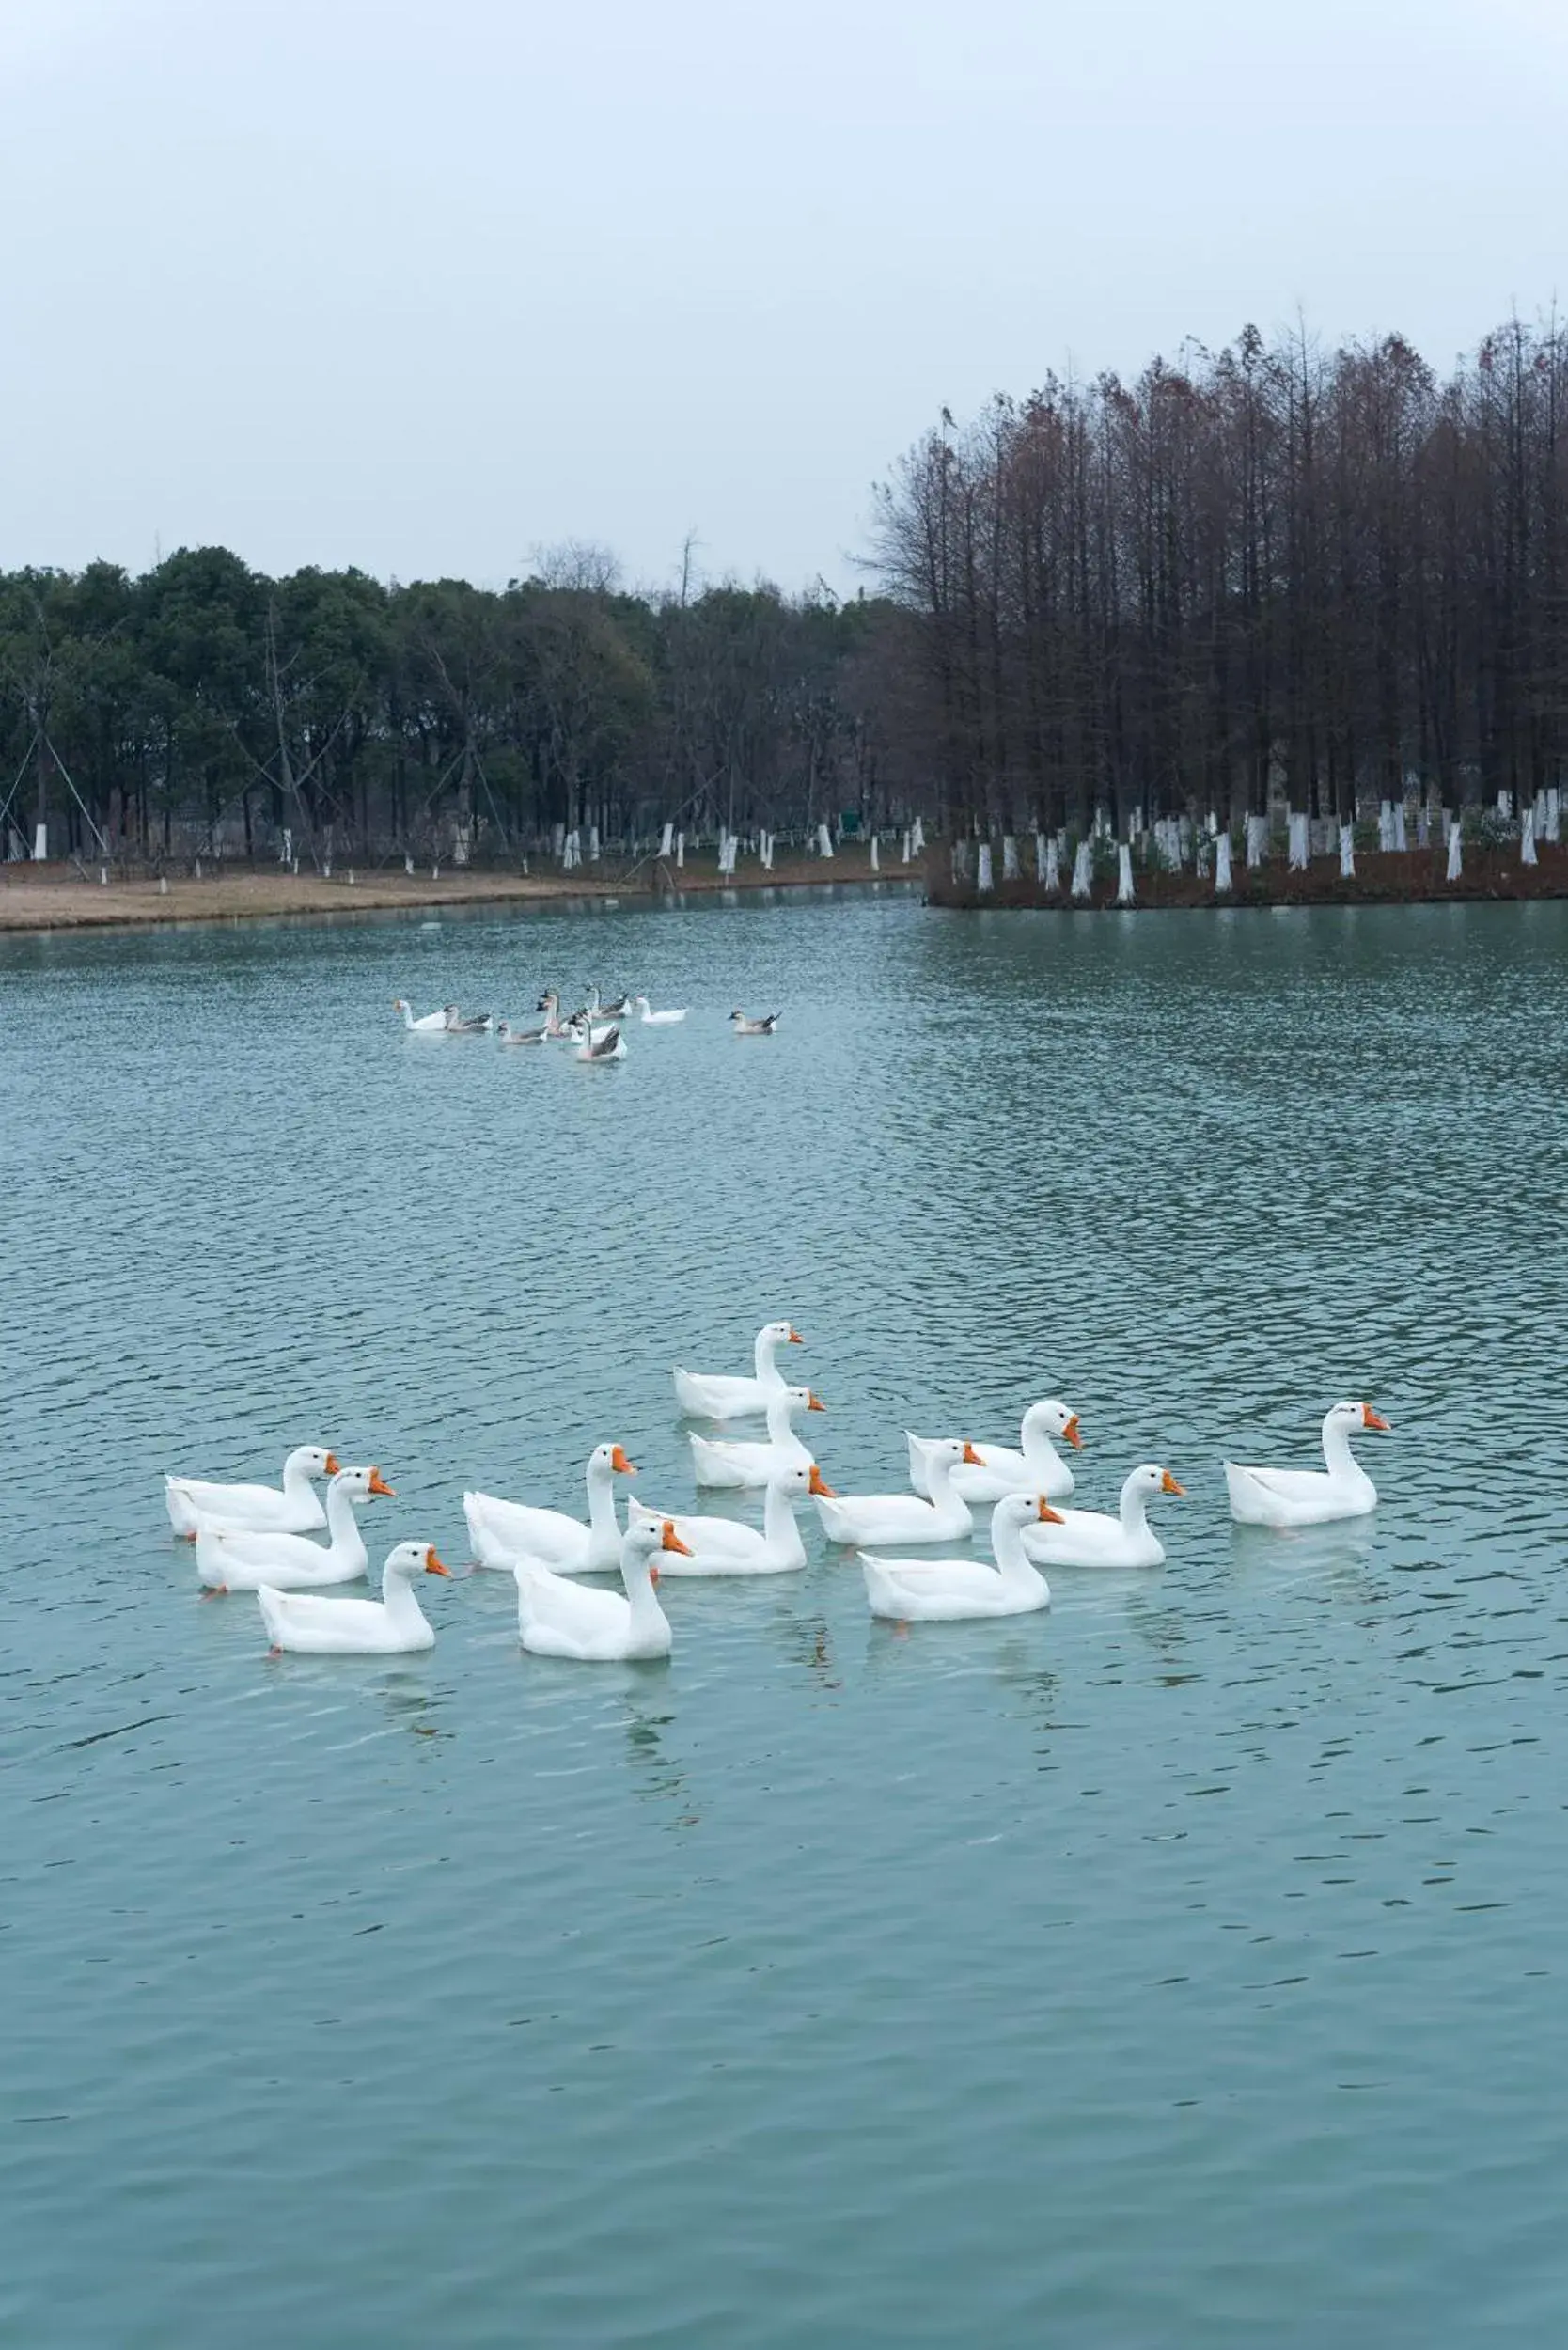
(633, 995), (687, 1025)
(1224, 1402), (1388, 1528)
(497, 1019), (549, 1046)
(729, 1010), (780, 1035)
(165, 1444), (338, 1538)
(443, 1005), (493, 1034)
(393, 997), (448, 1033)
(535, 992), (578, 1040)
(587, 987), (635, 1019)
(259, 1542), (451, 1655)
(571, 1017), (626, 1062)
(196, 1465), (396, 1590)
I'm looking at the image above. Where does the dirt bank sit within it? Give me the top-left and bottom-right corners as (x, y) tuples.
(0, 850), (919, 933)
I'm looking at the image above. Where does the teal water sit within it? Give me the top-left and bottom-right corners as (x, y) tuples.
(4, 889), (1567, 2347)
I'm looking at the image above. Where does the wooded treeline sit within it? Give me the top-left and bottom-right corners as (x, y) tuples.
(871, 316), (1568, 834)
(0, 549), (918, 864)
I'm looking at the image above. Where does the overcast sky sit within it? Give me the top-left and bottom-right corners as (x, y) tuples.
(3, 0), (1565, 598)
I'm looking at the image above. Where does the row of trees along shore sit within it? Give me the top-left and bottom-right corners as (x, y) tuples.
(872, 314), (1568, 841)
(5, 313), (1566, 870)
(0, 546), (923, 868)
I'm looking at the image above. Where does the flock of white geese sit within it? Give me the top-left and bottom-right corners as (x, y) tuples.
(164, 1320), (1392, 1664)
(393, 990), (780, 1061)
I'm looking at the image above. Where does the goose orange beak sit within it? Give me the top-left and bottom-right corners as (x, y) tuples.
(1062, 1413), (1083, 1449)
(324, 1453), (341, 1477)
(660, 1520), (694, 1557)
(1362, 1405), (1390, 1432)
(610, 1445), (636, 1474)
(789, 1325), (805, 1344)
(962, 1442), (984, 1466)
(1036, 1498), (1064, 1523)
(425, 1547), (452, 1576)
(808, 1464), (836, 1497)
(1161, 1471), (1184, 1496)
(807, 1392), (826, 1413)
(368, 1468), (397, 1497)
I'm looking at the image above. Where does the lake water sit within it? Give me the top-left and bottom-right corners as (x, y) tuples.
(4, 887), (1566, 2347)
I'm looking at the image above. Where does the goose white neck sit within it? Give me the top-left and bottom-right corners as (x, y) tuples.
(281, 1452), (319, 1497)
(752, 1326), (784, 1381)
(1118, 1476), (1152, 1534)
(990, 1504), (1040, 1588)
(1020, 1419), (1064, 1475)
(925, 1450), (962, 1501)
(380, 1564), (430, 1634)
(323, 1482), (360, 1544)
(585, 1460), (621, 1540)
(1321, 1414), (1371, 1485)
(621, 1546), (670, 1633)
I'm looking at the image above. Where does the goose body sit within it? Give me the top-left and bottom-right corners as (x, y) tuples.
(464, 1443), (635, 1574)
(497, 1019), (548, 1046)
(1224, 1402), (1388, 1528)
(443, 1005), (493, 1035)
(1021, 1465), (1183, 1569)
(165, 1445), (337, 1539)
(571, 1018), (625, 1062)
(908, 1398), (1081, 1504)
(515, 1520), (685, 1661)
(815, 1439), (980, 1546)
(632, 996), (686, 1024)
(259, 1543), (450, 1654)
(672, 1319), (804, 1419)
(729, 1010), (779, 1035)
(196, 1465), (394, 1590)
(689, 1386), (824, 1488)
(625, 1463), (833, 1574)
(861, 1494), (1059, 1621)
(393, 997), (447, 1033)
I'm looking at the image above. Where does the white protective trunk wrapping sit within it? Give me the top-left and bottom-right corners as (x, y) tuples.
(1215, 834), (1233, 893)
(1116, 843), (1135, 904)
(977, 842), (994, 893)
(1339, 822), (1355, 878)
(1071, 841), (1093, 899)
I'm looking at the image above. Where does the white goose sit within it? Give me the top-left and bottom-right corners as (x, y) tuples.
(393, 997), (447, 1033)
(633, 995), (687, 1025)
(196, 1465), (395, 1590)
(515, 1518), (687, 1661)
(908, 1398), (1082, 1504)
(165, 1445), (338, 1539)
(625, 1462), (834, 1574)
(259, 1542), (451, 1654)
(1224, 1402), (1389, 1528)
(1021, 1465), (1183, 1569)
(861, 1493), (1062, 1621)
(689, 1386), (825, 1488)
(464, 1442), (635, 1574)
(815, 1438), (982, 1547)
(672, 1319), (804, 1419)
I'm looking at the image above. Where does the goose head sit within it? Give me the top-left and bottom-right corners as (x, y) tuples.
(536, 991), (559, 1012)
(384, 1541), (451, 1581)
(588, 1441), (637, 1481)
(1024, 1398), (1083, 1449)
(927, 1437), (985, 1475)
(770, 1462), (836, 1499)
(776, 1385), (826, 1419)
(995, 1493), (1066, 1530)
(332, 1465), (397, 1504)
(287, 1446), (340, 1482)
(1125, 1464), (1184, 1503)
(622, 1517), (695, 1578)
(761, 1318), (805, 1350)
(1329, 1399), (1389, 1436)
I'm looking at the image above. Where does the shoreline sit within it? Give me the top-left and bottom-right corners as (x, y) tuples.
(0, 852), (919, 934)
(926, 842), (1568, 912)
